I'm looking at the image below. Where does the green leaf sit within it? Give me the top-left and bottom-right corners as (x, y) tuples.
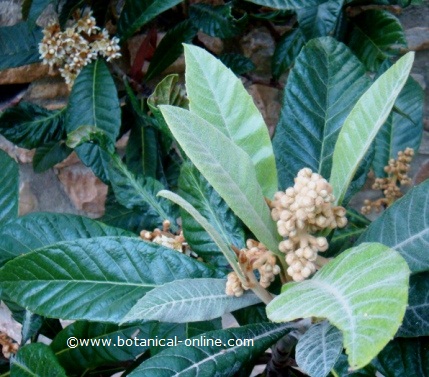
(267, 243), (410, 370)
(189, 3), (247, 38)
(158, 106), (280, 255)
(118, 0), (183, 40)
(296, 321), (343, 377)
(184, 44), (278, 199)
(123, 278), (260, 323)
(348, 10), (407, 71)
(329, 52), (414, 205)
(22, 0), (53, 28)
(33, 142), (72, 173)
(50, 321), (153, 373)
(0, 236), (221, 322)
(219, 53), (255, 75)
(0, 150), (18, 226)
(357, 179), (429, 273)
(0, 22), (42, 69)
(145, 20), (198, 82)
(0, 212), (133, 266)
(21, 311), (44, 344)
(330, 354), (377, 377)
(273, 37), (369, 189)
(66, 125), (114, 153)
(128, 323), (295, 376)
(397, 272), (429, 337)
(372, 338), (429, 376)
(373, 76), (423, 177)
(272, 27), (305, 80)
(178, 162), (245, 267)
(11, 343), (66, 377)
(0, 102), (66, 149)
(59, 0), (85, 28)
(244, 0), (321, 9)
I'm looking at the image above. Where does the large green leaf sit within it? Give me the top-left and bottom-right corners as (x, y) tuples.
(123, 278), (260, 323)
(357, 179), (429, 273)
(22, 0), (53, 28)
(50, 321), (153, 373)
(397, 272), (429, 337)
(184, 44), (278, 199)
(296, 321), (343, 377)
(159, 106), (280, 255)
(128, 323), (295, 376)
(118, 0), (183, 40)
(0, 237), (221, 323)
(273, 37), (369, 189)
(0, 212), (133, 266)
(267, 243), (410, 370)
(348, 10), (406, 71)
(33, 142), (72, 173)
(244, 0), (321, 9)
(189, 3), (247, 38)
(219, 53), (255, 75)
(0, 102), (66, 149)
(373, 76), (423, 177)
(329, 52), (414, 205)
(178, 162), (245, 267)
(0, 150), (18, 227)
(11, 343), (66, 377)
(0, 22), (42, 69)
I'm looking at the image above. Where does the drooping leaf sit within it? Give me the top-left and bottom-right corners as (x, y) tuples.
(244, 0), (321, 9)
(178, 162), (245, 267)
(373, 76), (423, 177)
(0, 150), (18, 226)
(0, 22), (42, 69)
(21, 311), (44, 345)
(189, 3), (247, 38)
(50, 321), (153, 373)
(272, 27), (305, 80)
(158, 106), (280, 255)
(219, 53), (255, 75)
(184, 44), (278, 199)
(329, 52), (414, 205)
(123, 278), (260, 323)
(33, 142), (72, 173)
(348, 10), (407, 71)
(296, 321), (343, 377)
(145, 20), (198, 82)
(273, 37), (369, 189)
(128, 323), (296, 376)
(118, 0), (183, 41)
(22, 0), (53, 28)
(0, 212), (133, 266)
(0, 236), (221, 323)
(11, 343), (66, 377)
(0, 102), (66, 149)
(267, 243), (410, 370)
(357, 179), (429, 273)
(397, 272), (429, 337)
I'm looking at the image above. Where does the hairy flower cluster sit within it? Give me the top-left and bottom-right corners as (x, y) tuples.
(39, 11), (121, 86)
(0, 332), (18, 359)
(225, 239), (281, 297)
(271, 168), (347, 282)
(362, 148), (414, 214)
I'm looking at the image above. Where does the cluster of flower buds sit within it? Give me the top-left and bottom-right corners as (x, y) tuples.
(0, 332), (18, 359)
(39, 10), (121, 86)
(225, 239), (281, 297)
(271, 168), (347, 282)
(362, 148), (414, 214)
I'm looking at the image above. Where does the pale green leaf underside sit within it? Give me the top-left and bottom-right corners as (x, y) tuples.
(330, 52), (414, 205)
(184, 44), (277, 199)
(159, 106), (280, 254)
(267, 243), (410, 369)
(123, 278), (261, 323)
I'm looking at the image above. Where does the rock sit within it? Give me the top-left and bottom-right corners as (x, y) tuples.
(19, 180), (38, 215)
(424, 118), (429, 132)
(0, 135), (35, 163)
(197, 31), (224, 55)
(0, 63), (51, 85)
(414, 159), (429, 184)
(0, 1), (21, 26)
(24, 76), (69, 102)
(411, 73), (426, 90)
(0, 302), (21, 344)
(405, 27), (429, 51)
(419, 131), (429, 155)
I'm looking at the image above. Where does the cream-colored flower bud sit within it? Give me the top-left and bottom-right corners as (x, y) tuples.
(280, 210), (293, 221)
(303, 246), (314, 259)
(301, 266), (312, 278)
(285, 188), (295, 197)
(336, 217), (348, 228)
(292, 273), (305, 282)
(273, 265), (281, 275)
(316, 237), (328, 251)
(286, 252), (296, 265)
(295, 248), (304, 258)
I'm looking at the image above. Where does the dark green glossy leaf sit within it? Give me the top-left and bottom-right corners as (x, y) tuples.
(244, 0), (321, 10)
(0, 102), (66, 149)
(178, 162), (244, 267)
(219, 53), (255, 75)
(59, 0), (85, 28)
(118, 0), (183, 41)
(348, 10), (406, 71)
(21, 311), (44, 344)
(33, 142), (72, 173)
(75, 143), (111, 183)
(0, 150), (18, 226)
(330, 354), (377, 376)
(0, 236), (221, 322)
(66, 125), (114, 153)
(22, 0), (53, 28)
(11, 343), (66, 377)
(0, 22), (42, 69)
(0, 212), (133, 266)
(273, 37), (369, 189)
(233, 303), (269, 325)
(51, 321), (153, 373)
(128, 323), (296, 376)
(189, 3), (247, 38)
(357, 179), (429, 273)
